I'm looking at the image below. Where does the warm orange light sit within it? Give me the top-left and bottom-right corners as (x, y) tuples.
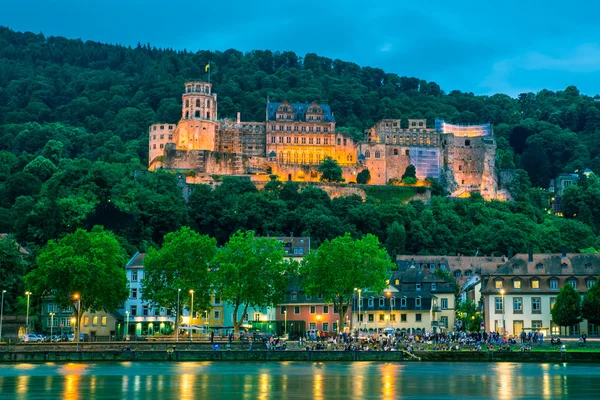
(316, 315), (322, 321)
(73, 293), (80, 300)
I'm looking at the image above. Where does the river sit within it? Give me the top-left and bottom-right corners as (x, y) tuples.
(0, 361), (598, 399)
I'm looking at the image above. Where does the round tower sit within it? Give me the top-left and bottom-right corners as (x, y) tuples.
(182, 82), (218, 121)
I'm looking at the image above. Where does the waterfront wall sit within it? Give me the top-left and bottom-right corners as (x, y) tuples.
(1, 350), (599, 363)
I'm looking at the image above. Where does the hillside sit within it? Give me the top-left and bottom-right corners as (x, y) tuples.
(0, 26), (599, 254)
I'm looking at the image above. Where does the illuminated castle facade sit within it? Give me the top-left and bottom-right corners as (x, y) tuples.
(149, 81), (498, 199)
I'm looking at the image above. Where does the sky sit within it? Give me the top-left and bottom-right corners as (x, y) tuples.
(1, 0), (600, 97)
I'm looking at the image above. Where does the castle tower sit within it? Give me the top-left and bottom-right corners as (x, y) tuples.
(175, 82), (219, 152)
(181, 81), (218, 121)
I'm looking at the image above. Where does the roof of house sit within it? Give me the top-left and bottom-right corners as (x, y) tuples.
(267, 102), (335, 122)
(126, 252), (145, 269)
(0, 233), (29, 255)
(491, 253), (600, 276)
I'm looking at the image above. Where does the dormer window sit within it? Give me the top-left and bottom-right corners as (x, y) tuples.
(536, 264), (543, 271)
(561, 263), (567, 271)
(454, 270), (461, 278)
(395, 279), (399, 285)
(585, 263), (592, 271)
(416, 284), (421, 291)
(531, 279), (540, 289)
(513, 264), (519, 271)
(568, 279), (577, 289)
(513, 280), (522, 289)
(465, 270), (473, 277)
(400, 297), (407, 307)
(415, 297), (422, 307)
(291, 291), (297, 300)
(495, 280), (503, 290)
(431, 283), (437, 291)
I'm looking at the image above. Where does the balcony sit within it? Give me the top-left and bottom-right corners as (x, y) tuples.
(431, 306), (441, 312)
(432, 320), (448, 328)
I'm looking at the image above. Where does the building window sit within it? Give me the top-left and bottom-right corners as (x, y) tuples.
(214, 310), (220, 320)
(254, 313), (261, 322)
(416, 314), (422, 322)
(323, 305), (329, 314)
(550, 279), (559, 290)
(280, 306), (286, 315)
(368, 298), (374, 308)
(368, 314), (374, 322)
(309, 322), (316, 330)
(513, 298), (523, 312)
(83, 316), (90, 326)
(431, 283), (436, 291)
(454, 270), (461, 278)
(271, 136), (276, 143)
(495, 281), (503, 290)
(294, 306), (300, 314)
(416, 284), (421, 291)
(364, 150), (370, 158)
(92, 316), (98, 326)
(143, 305), (149, 316)
(415, 297), (422, 308)
(400, 297), (407, 307)
(374, 151), (381, 159)
(495, 297), (503, 311)
(588, 280), (596, 289)
(513, 280), (522, 289)
(322, 322), (329, 332)
(131, 271), (138, 282)
(379, 314), (385, 322)
(536, 264), (543, 271)
(379, 298), (384, 307)
(568, 279), (577, 289)
(550, 297), (556, 309)
(532, 297), (541, 313)
(131, 288), (137, 299)
(561, 263), (567, 271)
(310, 306), (316, 314)
(585, 263), (592, 271)
(400, 314), (407, 322)
(48, 303), (57, 313)
(101, 316), (108, 326)
(531, 279), (540, 289)
(291, 292), (297, 300)
(130, 305), (137, 316)
(441, 298), (448, 309)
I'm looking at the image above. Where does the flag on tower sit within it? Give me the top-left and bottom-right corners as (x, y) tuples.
(205, 63), (210, 72)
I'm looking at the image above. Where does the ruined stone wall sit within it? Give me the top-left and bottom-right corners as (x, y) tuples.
(175, 119), (217, 152)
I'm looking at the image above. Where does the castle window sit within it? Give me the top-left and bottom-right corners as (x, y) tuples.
(294, 137), (299, 144)
(279, 137), (284, 143)
(365, 150), (370, 158)
(286, 126), (291, 132)
(279, 126), (284, 131)
(324, 127), (329, 132)
(160, 135), (164, 139)
(337, 138), (341, 145)
(465, 140), (471, 146)
(309, 127), (313, 132)
(343, 139), (347, 146)
(185, 100), (189, 107)
(195, 111), (200, 117)
(302, 127), (306, 132)
(153, 144), (156, 149)
(309, 138), (313, 144)
(160, 144), (164, 149)
(196, 99), (200, 107)
(271, 125), (276, 130)
(405, 150), (410, 156)
(459, 165), (462, 171)
(374, 151), (381, 159)
(324, 138), (329, 144)
(316, 127), (321, 132)
(294, 126), (299, 132)
(316, 138), (321, 144)
(302, 138), (306, 144)
(287, 137), (291, 144)
(393, 149), (398, 156)
(168, 135), (173, 140)
(185, 111), (189, 118)
(271, 136), (276, 143)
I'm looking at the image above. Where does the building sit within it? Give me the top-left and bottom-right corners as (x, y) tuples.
(124, 253), (175, 336)
(352, 267), (456, 335)
(148, 81), (498, 199)
(481, 251), (600, 337)
(41, 300), (122, 340)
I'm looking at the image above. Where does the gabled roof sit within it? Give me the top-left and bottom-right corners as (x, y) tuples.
(126, 252), (145, 269)
(267, 102), (335, 122)
(491, 253), (600, 276)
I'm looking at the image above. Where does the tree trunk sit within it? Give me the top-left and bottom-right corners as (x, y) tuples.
(233, 303), (249, 337)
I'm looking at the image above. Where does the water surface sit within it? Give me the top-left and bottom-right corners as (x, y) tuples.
(0, 361), (598, 399)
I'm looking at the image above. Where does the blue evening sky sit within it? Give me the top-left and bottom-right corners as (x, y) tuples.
(1, 0), (599, 97)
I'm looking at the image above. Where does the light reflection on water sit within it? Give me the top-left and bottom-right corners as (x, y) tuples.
(0, 361), (598, 399)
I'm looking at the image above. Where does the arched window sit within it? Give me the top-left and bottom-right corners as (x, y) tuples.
(454, 270), (461, 278)
(393, 149), (398, 156)
(374, 151), (381, 159)
(364, 150), (371, 158)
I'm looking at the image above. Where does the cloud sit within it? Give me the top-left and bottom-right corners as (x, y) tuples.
(524, 44), (600, 73)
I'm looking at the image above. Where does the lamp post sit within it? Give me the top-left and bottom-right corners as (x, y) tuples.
(176, 288), (181, 342)
(189, 290), (194, 341)
(205, 310), (209, 336)
(357, 289), (362, 331)
(283, 310), (287, 337)
(125, 311), (130, 340)
(0, 289), (6, 341)
(73, 293), (81, 351)
(500, 289), (506, 336)
(385, 291), (393, 329)
(49, 313), (55, 338)
(25, 291), (31, 336)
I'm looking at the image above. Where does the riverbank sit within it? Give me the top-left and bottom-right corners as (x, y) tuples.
(1, 349), (600, 363)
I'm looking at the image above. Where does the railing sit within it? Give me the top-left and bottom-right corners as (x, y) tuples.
(431, 306), (441, 312)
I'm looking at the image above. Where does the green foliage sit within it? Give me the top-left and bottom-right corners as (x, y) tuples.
(142, 227), (217, 314)
(402, 165), (417, 181)
(551, 283), (582, 328)
(385, 221), (406, 260)
(0, 234), (29, 313)
(301, 233), (393, 331)
(403, 177), (418, 185)
(212, 230), (290, 334)
(356, 169), (371, 184)
(23, 156), (57, 181)
(582, 278), (600, 325)
(318, 157), (344, 183)
(24, 227), (129, 318)
(456, 300), (483, 332)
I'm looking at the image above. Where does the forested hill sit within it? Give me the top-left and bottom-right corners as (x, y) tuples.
(1, 26), (600, 256)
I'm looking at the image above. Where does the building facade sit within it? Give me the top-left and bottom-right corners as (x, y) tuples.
(481, 252), (600, 337)
(148, 81), (499, 199)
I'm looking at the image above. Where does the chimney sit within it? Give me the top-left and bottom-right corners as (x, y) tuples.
(236, 112), (241, 124)
(561, 247), (567, 258)
(528, 246), (534, 263)
(508, 248), (513, 259)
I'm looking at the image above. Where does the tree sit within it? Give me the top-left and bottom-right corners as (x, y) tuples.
(356, 169), (371, 184)
(385, 221), (405, 260)
(455, 300), (483, 332)
(582, 277), (600, 325)
(300, 233), (393, 332)
(402, 164), (417, 180)
(24, 227), (129, 328)
(23, 156), (57, 181)
(551, 283), (582, 334)
(212, 230), (290, 335)
(0, 234), (29, 313)
(318, 157), (344, 183)
(142, 227), (217, 333)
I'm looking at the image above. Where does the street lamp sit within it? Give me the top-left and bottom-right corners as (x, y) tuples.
(125, 311), (130, 339)
(283, 310), (287, 337)
(0, 290), (6, 341)
(500, 289), (506, 336)
(386, 291), (394, 330)
(355, 288), (362, 331)
(73, 293), (81, 351)
(189, 290), (194, 341)
(49, 313), (55, 338)
(25, 291), (32, 336)
(176, 288), (181, 342)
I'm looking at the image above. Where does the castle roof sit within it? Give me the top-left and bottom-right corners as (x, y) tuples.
(267, 102), (335, 123)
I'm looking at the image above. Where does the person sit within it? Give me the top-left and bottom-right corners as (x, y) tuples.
(582, 333), (587, 344)
(210, 331), (214, 344)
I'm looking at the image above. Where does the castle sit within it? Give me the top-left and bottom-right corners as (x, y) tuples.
(149, 81), (498, 199)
